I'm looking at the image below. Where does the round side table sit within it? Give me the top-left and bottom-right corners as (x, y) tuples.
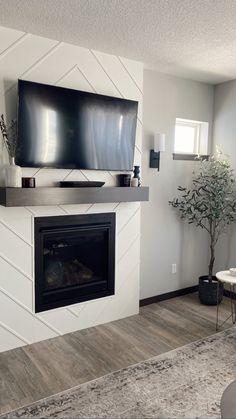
(221, 380), (236, 419)
(216, 271), (236, 330)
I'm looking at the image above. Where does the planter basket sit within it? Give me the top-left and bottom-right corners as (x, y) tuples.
(199, 275), (223, 306)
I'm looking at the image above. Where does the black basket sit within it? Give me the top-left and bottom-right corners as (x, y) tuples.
(198, 275), (223, 306)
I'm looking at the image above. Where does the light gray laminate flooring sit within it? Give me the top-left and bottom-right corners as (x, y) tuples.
(0, 293), (232, 414)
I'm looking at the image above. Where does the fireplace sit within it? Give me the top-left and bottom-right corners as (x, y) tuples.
(34, 213), (115, 313)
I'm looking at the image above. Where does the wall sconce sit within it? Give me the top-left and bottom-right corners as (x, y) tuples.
(150, 133), (166, 170)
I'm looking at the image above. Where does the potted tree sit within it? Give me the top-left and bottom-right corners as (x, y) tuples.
(169, 152), (236, 305)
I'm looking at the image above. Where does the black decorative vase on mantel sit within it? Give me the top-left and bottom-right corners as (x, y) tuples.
(133, 166), (141, 186)
(198, 275), (223, 306)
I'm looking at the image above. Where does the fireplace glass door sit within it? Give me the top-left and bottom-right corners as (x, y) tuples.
(44, 228), (108, 291)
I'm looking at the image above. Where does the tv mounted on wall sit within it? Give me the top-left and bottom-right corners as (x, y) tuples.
(16, 80), (138, 171)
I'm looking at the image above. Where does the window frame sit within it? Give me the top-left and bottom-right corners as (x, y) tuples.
(174, 118), (209, 161)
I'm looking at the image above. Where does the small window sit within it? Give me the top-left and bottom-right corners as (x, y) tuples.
(174, 118), (209, 158)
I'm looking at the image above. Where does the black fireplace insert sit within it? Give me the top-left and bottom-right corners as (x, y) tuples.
(34, 213), (115, 312)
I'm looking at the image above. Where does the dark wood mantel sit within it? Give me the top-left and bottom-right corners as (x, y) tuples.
(0, 186), (149, 207)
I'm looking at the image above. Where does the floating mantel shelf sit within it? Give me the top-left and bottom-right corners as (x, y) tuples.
(0, 186), (149, 207)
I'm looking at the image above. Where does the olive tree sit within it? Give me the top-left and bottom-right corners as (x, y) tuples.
(169, 154), (236, 278)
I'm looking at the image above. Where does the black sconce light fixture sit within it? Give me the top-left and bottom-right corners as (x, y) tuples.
(150, 133), (166, 171)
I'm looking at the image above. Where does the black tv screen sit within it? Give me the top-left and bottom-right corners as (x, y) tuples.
(16, 80), (138, 170)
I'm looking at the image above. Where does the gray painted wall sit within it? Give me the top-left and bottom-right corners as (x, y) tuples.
(140, 70), (214, 299)
(213, 80), (236, 272)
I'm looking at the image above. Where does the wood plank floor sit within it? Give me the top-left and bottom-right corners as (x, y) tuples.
(0, 293), (233, 415)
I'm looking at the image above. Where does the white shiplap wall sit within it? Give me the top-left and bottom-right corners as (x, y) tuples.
(0, 25), (143, 352)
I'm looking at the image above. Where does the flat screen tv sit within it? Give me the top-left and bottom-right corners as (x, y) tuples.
(16, 80), (138, 171)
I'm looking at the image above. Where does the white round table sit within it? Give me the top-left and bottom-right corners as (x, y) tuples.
(216, 271), (236, 330)
(221, 380), (236, 418)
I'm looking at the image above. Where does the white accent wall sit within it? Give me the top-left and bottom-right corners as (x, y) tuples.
(0, 25), (143, 352)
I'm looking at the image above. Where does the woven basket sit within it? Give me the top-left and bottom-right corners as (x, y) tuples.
(198, 275), (223, 306)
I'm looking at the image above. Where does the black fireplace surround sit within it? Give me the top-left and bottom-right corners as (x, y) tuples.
(35, 213), (115, 313)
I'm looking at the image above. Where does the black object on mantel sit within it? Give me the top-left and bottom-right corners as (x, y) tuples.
(22, 177), (36, 188)
(60, 181), (105, 188)
(117, 174), (131, 187)
(0, 186), (149, 207)
(133, 166), (141, 186)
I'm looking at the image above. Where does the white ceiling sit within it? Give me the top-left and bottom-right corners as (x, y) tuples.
(1, 0), (236, 84)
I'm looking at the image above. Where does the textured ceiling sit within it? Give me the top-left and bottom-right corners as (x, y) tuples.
(1, 0), (236, 84)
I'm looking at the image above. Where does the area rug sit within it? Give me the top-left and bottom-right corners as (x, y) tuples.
(2, 327), (236, 419)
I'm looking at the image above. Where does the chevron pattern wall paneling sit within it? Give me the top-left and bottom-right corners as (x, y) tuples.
(0, 25), (143, 352)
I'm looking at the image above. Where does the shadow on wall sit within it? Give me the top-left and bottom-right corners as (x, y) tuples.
(2, 78), (18, 119)
(215, 229), (236, 273)
(144, 132), (154, 165)
(0, 78), (18, 184)
(174, 209), (208, 286)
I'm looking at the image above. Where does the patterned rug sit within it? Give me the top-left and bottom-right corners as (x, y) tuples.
(2, 327), (236, 419)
